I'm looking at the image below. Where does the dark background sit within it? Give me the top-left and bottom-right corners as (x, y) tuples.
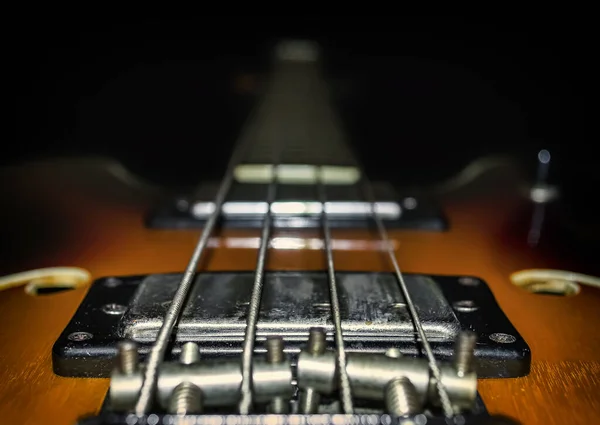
(13, 17), (586, 183)
(7, 15), (596, 271)
(10, 16), (592, 221)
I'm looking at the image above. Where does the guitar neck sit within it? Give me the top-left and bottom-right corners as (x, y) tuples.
(239, 41), (357, 168)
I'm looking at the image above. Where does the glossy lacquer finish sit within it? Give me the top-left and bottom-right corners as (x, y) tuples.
(0, 159), (598, 425)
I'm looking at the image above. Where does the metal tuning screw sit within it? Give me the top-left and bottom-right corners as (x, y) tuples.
(385, 377), (420, 417)
(265, 337), (289, 414)
(109, 340), (142, 412)
(168, 381), (204, 415)
(170, 342), (204, 413)
(117, 340), (139, 375)
(180, 342), (201, 365)
(453, 331), (477, 377)
(298, 327), (328, 414)
(306, 327), (327, 355)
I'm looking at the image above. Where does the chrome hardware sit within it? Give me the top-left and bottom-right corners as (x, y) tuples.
(108, 333), (478, 416)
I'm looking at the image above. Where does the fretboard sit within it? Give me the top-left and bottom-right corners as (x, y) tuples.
(239, 41), (357, 167)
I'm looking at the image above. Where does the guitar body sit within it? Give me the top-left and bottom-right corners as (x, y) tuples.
(0, 157), (598, 425)
(3, 36), (599, 425)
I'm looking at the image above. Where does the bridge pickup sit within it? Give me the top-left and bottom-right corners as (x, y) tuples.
(53, 272), (529, 379)
(146, 182), (447, 230)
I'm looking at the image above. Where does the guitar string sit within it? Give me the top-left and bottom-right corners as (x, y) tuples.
(308, 69), (354, 414)
(308, 51), (455, 417)
(134, 98), (265, 415)
(133, 42), (454, 417)
(317, 177), (354, 413)
(134, 162), (236, 415)
(238, 56), (323, 412)
(307, 52), (456, 415)
(238, 86), (288, 412)
(361, 179), (455, 418)
(238, 173), (278, 414)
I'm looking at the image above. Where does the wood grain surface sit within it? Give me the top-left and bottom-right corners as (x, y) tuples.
(0, 159), (598, 425)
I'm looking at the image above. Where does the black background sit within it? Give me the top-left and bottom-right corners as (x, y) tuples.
(11, 16), (591, 206)
(6, 15), (597, 272)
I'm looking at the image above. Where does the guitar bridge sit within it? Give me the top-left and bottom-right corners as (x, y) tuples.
(53, 272), (529, 378)
(54, 272), (528, 423)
